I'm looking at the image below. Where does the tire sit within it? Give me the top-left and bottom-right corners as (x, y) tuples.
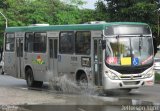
(122, 89), (132, 93)
(26, 68), (35, 87)
(78, 73), (88, 86)
(0, 66), (4, 75)
(26, 68), (43, 87)
(35, 81), (43, 88)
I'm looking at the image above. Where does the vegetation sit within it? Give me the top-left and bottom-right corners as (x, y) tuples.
(95, 0), (160, 44)
(155, 72), (160, 81)
(0, 0), (160, 46)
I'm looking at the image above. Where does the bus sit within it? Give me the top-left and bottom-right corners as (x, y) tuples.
(3, 22), (156, 92)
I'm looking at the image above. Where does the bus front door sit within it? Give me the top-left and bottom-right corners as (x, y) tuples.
(48, 38), (58, 77)
(93, 39), (102, 86)
(16, 38), (24, 78)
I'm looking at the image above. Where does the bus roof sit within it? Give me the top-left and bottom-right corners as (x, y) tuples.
(5, 22), (148, 32)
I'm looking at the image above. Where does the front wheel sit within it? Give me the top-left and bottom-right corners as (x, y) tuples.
(78, 73), (88, 88)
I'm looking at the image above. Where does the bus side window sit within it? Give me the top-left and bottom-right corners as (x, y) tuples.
(33, 33), (46, 53)
(5, 33), (15, 52)
(54, 39), (57, 58)
(59, 31), (74, 54)
(25, 33), (34, 52)
(75, 31), (91, 55)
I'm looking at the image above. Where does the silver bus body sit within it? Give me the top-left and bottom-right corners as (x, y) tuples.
(3, 22), (155, 90)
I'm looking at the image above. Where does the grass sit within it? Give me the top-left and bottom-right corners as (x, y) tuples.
(155, 72), (160, 82)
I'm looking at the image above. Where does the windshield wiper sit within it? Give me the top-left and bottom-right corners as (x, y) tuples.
(139, 35), (143, 56)
(116, 35), (120, 57)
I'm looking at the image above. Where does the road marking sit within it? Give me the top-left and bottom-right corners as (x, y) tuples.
(78, 108), (86, 111)
(21, 88), (28, 90)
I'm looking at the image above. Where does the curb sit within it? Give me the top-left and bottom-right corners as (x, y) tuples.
(155, 81), (160, 84)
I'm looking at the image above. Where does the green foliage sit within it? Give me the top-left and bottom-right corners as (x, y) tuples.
(1, 0), (159, 47)
(0, 0), (95, 47)
(95, 0), (160, 44)
(155, 73), (160, 81)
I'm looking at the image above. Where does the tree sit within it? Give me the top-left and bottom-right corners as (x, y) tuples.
(0, 0), (96, 46)
(95, 0), (160, 44)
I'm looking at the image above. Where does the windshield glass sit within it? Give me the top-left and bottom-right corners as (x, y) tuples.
(105, 36), (154, 66)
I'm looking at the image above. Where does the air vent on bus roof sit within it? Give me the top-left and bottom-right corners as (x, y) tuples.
(83, 21), (106, 24)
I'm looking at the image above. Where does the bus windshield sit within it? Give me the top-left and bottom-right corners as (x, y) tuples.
(105, 36), (154, 67)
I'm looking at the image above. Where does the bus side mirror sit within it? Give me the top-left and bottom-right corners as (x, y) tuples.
(102, 40), (106, 50)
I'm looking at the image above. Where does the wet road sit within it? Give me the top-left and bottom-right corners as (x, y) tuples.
(1, 74), (160, 103)
(0, 74), (160, 111)
(105, 84), (160, 103)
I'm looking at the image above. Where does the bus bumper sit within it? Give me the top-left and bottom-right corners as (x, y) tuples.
(103, 76), (154, 90)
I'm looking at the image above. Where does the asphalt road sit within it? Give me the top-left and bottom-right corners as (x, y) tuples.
(0, 74), (160, 103)
(0, 74), (160, 111)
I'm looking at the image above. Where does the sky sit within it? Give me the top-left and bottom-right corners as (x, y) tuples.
(82, 0), (98, 9)
(61, 0), (98, 9)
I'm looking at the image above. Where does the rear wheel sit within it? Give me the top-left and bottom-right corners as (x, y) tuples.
(26, 68), (43, 87)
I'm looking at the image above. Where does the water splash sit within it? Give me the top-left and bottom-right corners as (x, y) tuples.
(48, 73), (99, 95)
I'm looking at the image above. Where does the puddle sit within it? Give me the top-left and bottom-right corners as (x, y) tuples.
(5, 99), (160, 111)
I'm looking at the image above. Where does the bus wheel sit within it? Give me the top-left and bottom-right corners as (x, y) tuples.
(26, 68), (35, 87)
(35, 81), (43, 88)
(79, 73), (88, 86)
(26, 68), (43, 87)
(122, 89), (132, 93)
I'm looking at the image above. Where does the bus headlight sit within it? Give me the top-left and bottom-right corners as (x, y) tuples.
(143, 69), (154, 78)
(105, 71), (119, 80)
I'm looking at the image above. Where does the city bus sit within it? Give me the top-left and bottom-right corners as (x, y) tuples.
(3, 22), (156, 92)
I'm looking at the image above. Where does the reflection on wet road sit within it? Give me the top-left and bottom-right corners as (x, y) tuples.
(19, 105), (122, 111)
(16, 99), (160, 111)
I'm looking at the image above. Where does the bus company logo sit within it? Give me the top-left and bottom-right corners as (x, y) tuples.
(32, 55), (45, 64)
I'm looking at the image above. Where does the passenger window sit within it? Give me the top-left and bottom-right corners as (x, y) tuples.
(33, 33), (46, 53)
(59, 32), (74, 54)
(5, 33), (15, 52)
(25, 33), (34, 52)
(49, 39), (53, 58)
(54, 39), (58, 58)
(75, 31), (91, 55)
